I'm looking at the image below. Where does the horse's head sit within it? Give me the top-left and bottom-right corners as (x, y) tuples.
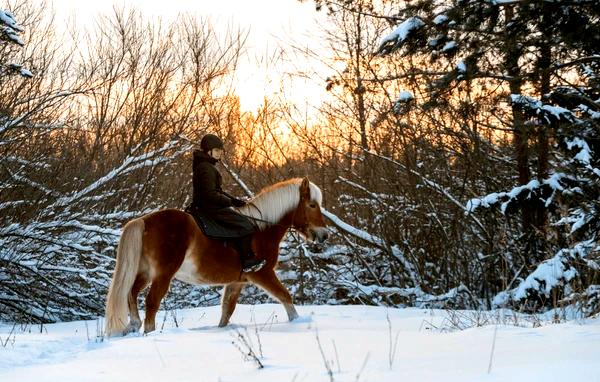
(292, 177), (329, 243)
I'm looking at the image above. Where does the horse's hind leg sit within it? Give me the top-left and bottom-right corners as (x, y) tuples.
(143, 275), (171, 334)
(247, 270), (299, 321)
(126, 273), (150, 334)
(218, 282), (245, 327)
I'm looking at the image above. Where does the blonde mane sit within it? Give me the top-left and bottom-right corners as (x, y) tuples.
(236, 178), (322, 229)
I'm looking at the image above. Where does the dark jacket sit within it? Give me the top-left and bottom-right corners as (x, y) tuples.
(189, 150), (255, 238)
(192, 150), (234, 211)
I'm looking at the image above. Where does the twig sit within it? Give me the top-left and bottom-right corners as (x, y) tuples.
(259, 311), (277, 331)
(487, 325), (498, 374)
(386, 312), (400, 370)
(161, 309), (169, 331)
(355, 352), (370, 382)
(231, 327), (264, 369)
(315, 329), (334, 382)
(172, 309), (180, 328)
(153, 338), (166, 368)
(0, 323), (17, 347)
(251, 310), (264, 358)
(96, 318), (105, 342)
(332, 339), (341, 373)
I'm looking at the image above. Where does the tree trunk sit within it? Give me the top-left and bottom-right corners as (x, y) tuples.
(354, 11), (368, 153)
(535, 7), (552, 231)
(504, 5), (534, 240)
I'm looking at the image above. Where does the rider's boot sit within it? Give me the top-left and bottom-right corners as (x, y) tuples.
(236, 234), (266, 273)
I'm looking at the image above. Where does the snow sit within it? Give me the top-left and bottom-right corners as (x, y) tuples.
(379, 17), (425, 49)
(566, 137), (592, 165)
(513, 253), (577, 300)
(397, 90), (414, 102)
(466, 177), (571, 214)
(441, 41), (456, 52)
(1, 304), (599, 381)
(569, 210), (588, 233)
(0, 10), (23, 31)
(7, 63), (33, 78)
(18, 67), (32, 78)
(456, 60), (466, 73)
(510, 94), (575, 123)
(428, 35), (442, 47)
(433, 14), (448, 25)
(546, 172), (565, 192)
(0, 9), (25, 46)
(492, 291), (510, 307)
(500, 241), (595, 305)
(466, 193), (499, 212)
(579, 104), (600, 119)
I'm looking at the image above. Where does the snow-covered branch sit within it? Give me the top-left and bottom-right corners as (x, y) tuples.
(0, 9), (24, 46)
(510, 94), (577, 124)
(51, 139), (182, 209)
(377, 17), (425, 55)
(494, 240), (598, 307)
(321, 209), (386, 248)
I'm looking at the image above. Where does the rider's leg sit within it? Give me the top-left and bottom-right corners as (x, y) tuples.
(234, 234), (265, 273)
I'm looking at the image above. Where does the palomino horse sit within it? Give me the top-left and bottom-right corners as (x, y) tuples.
(105, 177), (328, 337)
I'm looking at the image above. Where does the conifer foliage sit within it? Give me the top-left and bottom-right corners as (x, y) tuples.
(352, 0), (600, 314)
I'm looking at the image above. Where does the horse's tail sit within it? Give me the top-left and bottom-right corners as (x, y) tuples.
(105, 218), (144, 337)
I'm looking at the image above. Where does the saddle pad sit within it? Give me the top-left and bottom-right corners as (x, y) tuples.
(185, 207), (254, 239)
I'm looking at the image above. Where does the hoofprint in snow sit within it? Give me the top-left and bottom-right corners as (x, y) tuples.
(0, 305), (599, 382)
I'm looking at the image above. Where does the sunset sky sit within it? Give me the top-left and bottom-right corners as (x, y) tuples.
(51, 0), (330, 112)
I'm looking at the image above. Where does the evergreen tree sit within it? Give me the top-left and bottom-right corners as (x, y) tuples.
(309, 0), (600, 314)
(375, 0), (600, 312)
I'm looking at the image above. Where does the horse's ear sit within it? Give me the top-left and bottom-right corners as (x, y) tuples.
(300, 177), (310, 200)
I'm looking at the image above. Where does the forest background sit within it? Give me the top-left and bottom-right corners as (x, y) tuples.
(1, 0), (599, 324)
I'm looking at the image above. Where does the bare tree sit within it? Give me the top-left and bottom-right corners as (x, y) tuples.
(0, 3), (247, 323)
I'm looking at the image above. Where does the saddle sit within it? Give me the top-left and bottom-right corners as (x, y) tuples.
(184, 204), (248, 239)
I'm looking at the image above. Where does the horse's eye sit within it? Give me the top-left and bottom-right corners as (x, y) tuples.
(309, 203), (317, 208)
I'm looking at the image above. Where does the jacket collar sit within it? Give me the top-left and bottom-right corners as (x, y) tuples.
(194, 149), (219, 165)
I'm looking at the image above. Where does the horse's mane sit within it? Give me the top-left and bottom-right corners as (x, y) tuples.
(236, 178), (322, 229)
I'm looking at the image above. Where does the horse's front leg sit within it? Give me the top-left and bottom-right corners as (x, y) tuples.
(219, 282), (246, 327)
(247, 270), (299, 321)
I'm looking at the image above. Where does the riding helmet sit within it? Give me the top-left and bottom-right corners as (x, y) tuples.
(200, 134), (224, 152)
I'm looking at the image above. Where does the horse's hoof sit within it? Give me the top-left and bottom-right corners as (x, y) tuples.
(124, 324), (140, 335)
(122, 329), (133, 336)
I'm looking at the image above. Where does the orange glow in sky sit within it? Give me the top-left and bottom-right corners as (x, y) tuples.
(51, 0), (329, 112)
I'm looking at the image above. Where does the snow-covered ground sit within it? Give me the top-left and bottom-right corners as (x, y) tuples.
(0, 304), (599, 381)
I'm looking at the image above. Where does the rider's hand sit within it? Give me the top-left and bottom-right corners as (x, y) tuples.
(231, 198), (246, 207)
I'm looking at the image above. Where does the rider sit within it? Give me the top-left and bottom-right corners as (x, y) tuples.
(189, 133), (266, 273)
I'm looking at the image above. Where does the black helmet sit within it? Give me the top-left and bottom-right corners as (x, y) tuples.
(200, 134), (224, 152)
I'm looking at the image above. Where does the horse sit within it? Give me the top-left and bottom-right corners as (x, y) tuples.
(104, 177), (328, 337)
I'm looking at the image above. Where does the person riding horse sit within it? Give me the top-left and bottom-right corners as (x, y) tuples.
(187, 134), (266, 273)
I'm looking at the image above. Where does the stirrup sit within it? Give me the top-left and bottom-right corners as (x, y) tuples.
(242, 259), (266, 273)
